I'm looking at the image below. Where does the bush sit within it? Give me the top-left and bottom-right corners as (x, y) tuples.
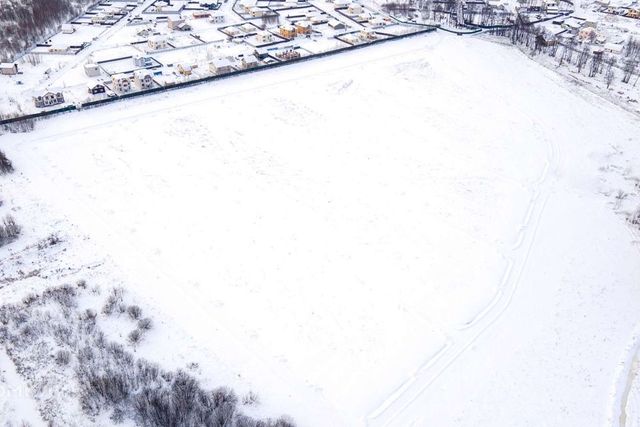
(137, 318), (153, 331)
(0, 215), (20, 246)
(55, 349), (71, 366)
(127, 329), (142, 346)
(126, 305), (142, 320)
(0, 150), (13, 174)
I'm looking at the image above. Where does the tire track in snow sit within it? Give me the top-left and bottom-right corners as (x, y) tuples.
(366, 133), (560, 426)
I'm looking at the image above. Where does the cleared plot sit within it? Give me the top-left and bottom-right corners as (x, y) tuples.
(2, 34), (639, 426)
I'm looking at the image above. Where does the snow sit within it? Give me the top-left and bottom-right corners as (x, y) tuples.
(1, 33), (640, 426)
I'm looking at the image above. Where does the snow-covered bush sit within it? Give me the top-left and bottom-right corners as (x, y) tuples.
(0, 150), (13, 174)
(0, 215), (21, 246)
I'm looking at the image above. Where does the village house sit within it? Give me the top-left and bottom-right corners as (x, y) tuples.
(84, 62), (101, 77)
(275, 48), (301, 60)
(256, 31), (274, 44)
(279, 24), (296, 38)
(240, 54), (259, 69)
(209, 57), (235, 74)
(295, 21), (312, 35)
(34, 91), (65, 108)
(0, 63), (18, 75)
(87, 83), (106, 95)
(249, 6), (265, 17)
(543, 0), (558, 14)
(134, 70), (154, 89)
(225, 26), (241, 36)
(604, 42), (624, 54)
(112, 73), (132, 93)
(61, 24), (75, 34)
(240, 23), (256, 33)
(168, 17), (192, 31)
(347, 3), (363, 14)
(210, 14), (225, 23)
(134, 55), (154, 67)
(359, 28), (376, 40)
(334, 0), (348, 8)
(369, 17), (386, 28)
(578, 26), (597, 42)
(328, 19), (346, 30)
(177, 63), (193, 76)
(148, 35), (168, 50)
(192, 11), (211, 19)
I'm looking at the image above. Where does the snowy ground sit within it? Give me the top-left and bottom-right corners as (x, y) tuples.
(1, 32), (640, 426)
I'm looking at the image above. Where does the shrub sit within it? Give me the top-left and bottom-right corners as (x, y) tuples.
(127, 329), (142, 346)
(127, 305), (142, 320)
(55, 349), (71, 366)
(137, 318), (153, 331)
(0, 215), (20, 246)
(0, 150), (13, 174)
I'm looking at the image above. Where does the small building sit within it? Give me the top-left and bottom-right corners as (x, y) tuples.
(279, 24), (296, 38)
(256, 31), (274, 44)
(134, 55), (154, 67)
(148, 35), (168, 50)
(359, 28), (376, 40)
(210, 14), (225, 23)
(168, 17), (191, 31)
(112, 73), (132, 93)
(0, 63), (18, 75)
(34, 92), (65, 108)
(239, 23), (256, 33)
(249, 6), (265, 17)
(192, 11), (211, 19)
(61, 24), (75, 34)
(275, 48), (301, 60)
(87, 83), (106, 95)
(334, 0), (348, 8)
(295, 20), (312, 35)
(543, 0), (558, 13)
(84, 62), (101, 77)
(177, 64), (193, 75)
(347, 3), (363, 14)
(536, 33), (557, 47)
(604, 42), (624, 54)
(369, 17), (386, 28)
(328, 19), (346, 30)
(240, 54), (259, 69)
(209, 57), (235, 74)
(578, 26), (597, 42)
(134, 70), (154, 89)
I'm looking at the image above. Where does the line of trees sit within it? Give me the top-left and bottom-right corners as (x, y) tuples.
(0, 0), (94, 60)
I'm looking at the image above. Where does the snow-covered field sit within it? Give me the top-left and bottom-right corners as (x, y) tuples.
(1, 32), (640, 426)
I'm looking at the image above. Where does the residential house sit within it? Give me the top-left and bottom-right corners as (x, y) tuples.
(279, 24), (296, 38)
(240, 23), (256, 33)
(249, 6), (265, 17)
(34, 92), (65, 108)
(168, 17), (191, 31)
(87, 83), (106, 95)
(112, 73), (132, 92)
(256, 31), (274, 43)
(209, 57), (235, 74)
(148, 35), (168, 50)
(210, 14), (225, 23)
(328, 19), (346, 29)
(0, 63), (18, 75)
(61, 24), (75, 34)
(177, 63), (193, 75)
(347, 3), (363, 14)
(192, 11), (211, 19)
(240, 54), (259, 69)
(134, 70), (154, 89)
(134, 55), (154, 67)
(604, 42), (624, 54)
(84, 62), (101, 77)
(295, 21), (312, 35)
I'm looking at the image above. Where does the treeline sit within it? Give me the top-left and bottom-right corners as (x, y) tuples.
(0, 282), (296, 427)
(498, 21), (640, 87)
(0, 0), (94, 60)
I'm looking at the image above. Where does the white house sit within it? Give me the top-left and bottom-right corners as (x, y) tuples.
(256, 31), (274, 44)
(112, 73), (132, 93)
(84, 62), (101, 77)
(34, 91), (65, 108)
(134, 55), (154, 67)
(328, 19), (346, 29)
(604, 42), (624, 54)
(209, 57), (235, 74)
(61, 24), (75, 34)
(148, 35), (168, 50)
(210, 14), (225, 24)
(0, 63), (18, 75)
(347, 2), (363, 13)
(134, 70), (153, 89)
(240, 54), (259, 69)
